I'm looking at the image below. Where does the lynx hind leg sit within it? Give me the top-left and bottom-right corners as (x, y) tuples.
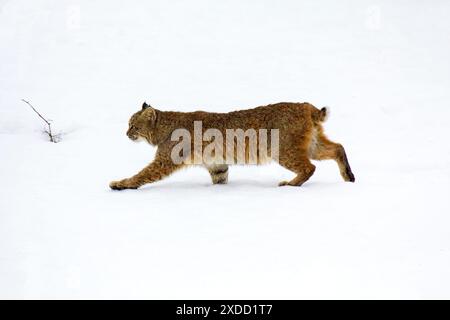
(310, 132), (355, 182)
(278, 142), (316, 187)
(206, 164), (229, 185)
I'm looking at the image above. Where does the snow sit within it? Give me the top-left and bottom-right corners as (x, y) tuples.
(1, 0), (450, 299)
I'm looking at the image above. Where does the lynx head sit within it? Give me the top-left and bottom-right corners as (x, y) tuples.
(127, 102), (157, 144)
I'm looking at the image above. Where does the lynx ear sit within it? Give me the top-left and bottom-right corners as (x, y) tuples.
(142, 105), (156, 123)
(142, 101), (152, 110)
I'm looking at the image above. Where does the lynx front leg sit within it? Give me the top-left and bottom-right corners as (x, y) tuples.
(206, 164), (229, 185)
(110, 155), (183, 190)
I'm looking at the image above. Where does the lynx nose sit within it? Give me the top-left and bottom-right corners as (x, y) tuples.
(126, 129), (137, 141)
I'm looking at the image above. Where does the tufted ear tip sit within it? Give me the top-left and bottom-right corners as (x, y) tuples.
(142, 101), (151, 110)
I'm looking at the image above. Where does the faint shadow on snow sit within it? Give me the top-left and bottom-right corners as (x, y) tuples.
(113, 179), (350, 193)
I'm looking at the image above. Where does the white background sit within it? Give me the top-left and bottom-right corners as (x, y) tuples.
(1, 0), (449, 299)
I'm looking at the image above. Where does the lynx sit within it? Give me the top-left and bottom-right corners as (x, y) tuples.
(109, 102), (355, 190)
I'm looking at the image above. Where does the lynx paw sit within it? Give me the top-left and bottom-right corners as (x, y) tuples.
(346, 170), (356, 183)
(109, 179), (138, 191)
(278, 180), (305, 187)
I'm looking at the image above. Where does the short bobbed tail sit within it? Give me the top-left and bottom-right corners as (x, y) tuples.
(319, 107), (330, 122)
(312, 106), (330, 123)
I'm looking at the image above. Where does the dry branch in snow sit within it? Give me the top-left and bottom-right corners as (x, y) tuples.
(21, 99), (59, 143)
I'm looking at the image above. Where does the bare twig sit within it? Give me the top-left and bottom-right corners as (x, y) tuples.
(21, 99), (57, 143)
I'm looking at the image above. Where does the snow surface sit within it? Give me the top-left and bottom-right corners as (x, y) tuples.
(1, 0), (450, 299)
